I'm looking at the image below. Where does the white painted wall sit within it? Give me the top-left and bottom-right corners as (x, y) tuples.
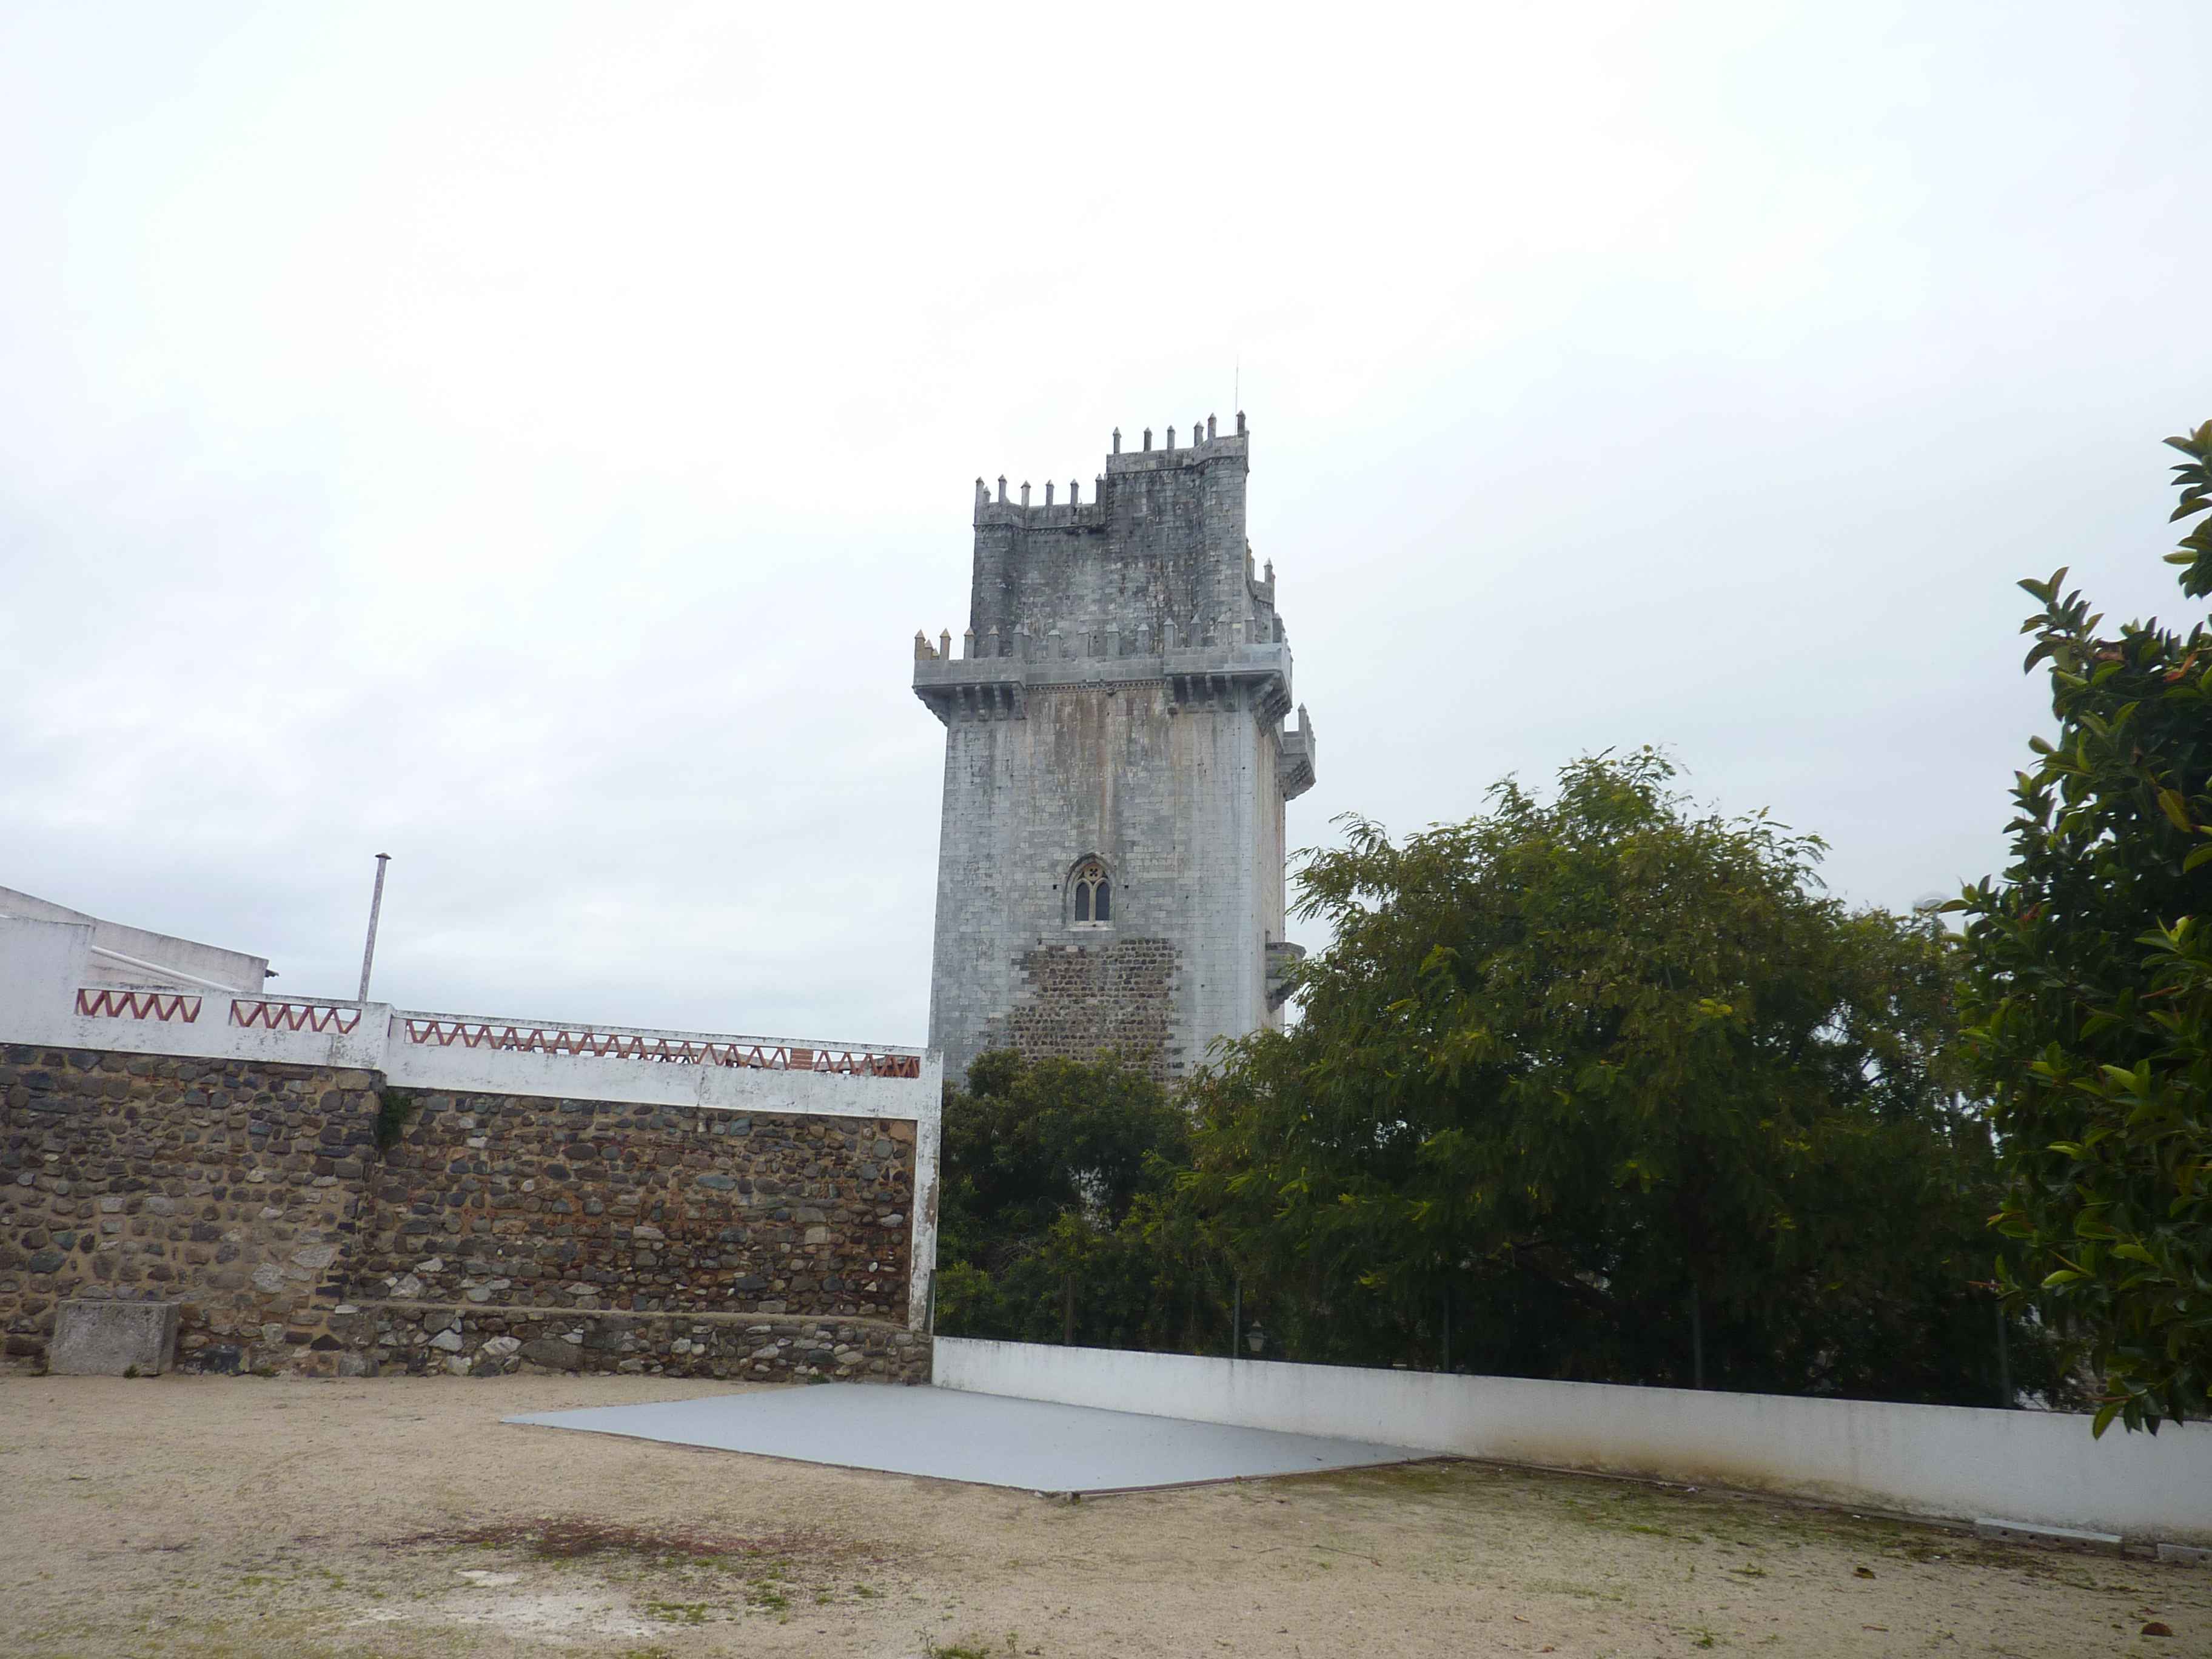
(390, 1032), (939, 1119)
(0, 885), (270, 991)
(0, 914), (944, 1330)
(0, 915), (93, 1021)
(934, 1338), (2212, 1545)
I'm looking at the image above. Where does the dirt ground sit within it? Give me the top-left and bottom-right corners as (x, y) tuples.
(0, 1374), (2204, 1658)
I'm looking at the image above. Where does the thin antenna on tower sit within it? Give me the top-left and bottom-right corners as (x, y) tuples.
(1234, 355), (1240, 414)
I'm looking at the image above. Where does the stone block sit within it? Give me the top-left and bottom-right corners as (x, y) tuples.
(1973, 1517), (2123, 1554)
(49, 1299), (181, 1376)
(520, 1337), (582, 1370)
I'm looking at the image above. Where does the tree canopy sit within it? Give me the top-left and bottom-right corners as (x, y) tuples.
(1951, 422), (2212, 1433)
(1179, 751), (2068, 1403)
(933, 1049), (1225, 1352)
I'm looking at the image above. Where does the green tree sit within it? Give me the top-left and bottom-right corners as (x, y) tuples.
(1182, 751), (2069, 1403)
(934, 1050), (1224, 1350)
(1950, 422), (2212, 1433)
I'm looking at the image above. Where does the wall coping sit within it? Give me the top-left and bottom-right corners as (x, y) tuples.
(0, 916), (939, 1116)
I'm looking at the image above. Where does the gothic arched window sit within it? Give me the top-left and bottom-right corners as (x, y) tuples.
(1070, 857), (1112, 925)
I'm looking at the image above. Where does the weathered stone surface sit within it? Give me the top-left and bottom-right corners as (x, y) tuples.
(2, 1044), (925, 1384)
(1006, 935), (1178, 1073)
(519, 1337), (581, 1370)
(49, 1298), (180, 1376)
(921, 424), (1310, 1086)
(356, 1305), (927, 1384)
(354, 1091), (915, 1324)
(0, 1051), (366, 1372)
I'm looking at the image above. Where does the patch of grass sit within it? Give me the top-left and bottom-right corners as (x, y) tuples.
(643, 1600), (710, 1626)
(747, 1580), (791, 1612)
(389, 1515), (853, 1568)
(1526, 1578), (1622, 1602)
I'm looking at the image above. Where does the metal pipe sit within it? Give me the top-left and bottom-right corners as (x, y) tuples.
(1996, 1298), (2013, 1409)
(357, 854), (390, 1002)
(85, 945), (255, 994)
(1689, 1282), (1706, 1390)
(1, 909), (262, 993)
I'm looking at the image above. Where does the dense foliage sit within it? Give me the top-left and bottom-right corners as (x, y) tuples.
(933, 1050), (1229, 1351)
(1949, 423), (2212, 1433)
(1178, 752), (2070, 1403)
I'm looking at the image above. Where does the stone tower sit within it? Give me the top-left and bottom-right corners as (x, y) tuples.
(914, 413), (1317, 1086)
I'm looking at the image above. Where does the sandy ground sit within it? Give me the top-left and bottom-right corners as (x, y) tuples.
(0, 1373), (2204, 1658)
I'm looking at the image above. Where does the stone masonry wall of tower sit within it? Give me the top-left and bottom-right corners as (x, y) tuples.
(915, 415), (1318, 1087)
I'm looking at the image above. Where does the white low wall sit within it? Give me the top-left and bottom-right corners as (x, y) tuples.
(934, 1338), (2212, 1544)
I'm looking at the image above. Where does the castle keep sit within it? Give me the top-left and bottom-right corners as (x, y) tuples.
(916, 414), (1316, 1084)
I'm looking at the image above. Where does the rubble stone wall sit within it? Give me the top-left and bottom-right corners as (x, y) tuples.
(999, 936), (1179, 1080)
(333, 1305), (927, 1383)
(0, 1045), (372, 1369)
(1, 1044), (929, 1381)
(357, 1088), (916, 1324)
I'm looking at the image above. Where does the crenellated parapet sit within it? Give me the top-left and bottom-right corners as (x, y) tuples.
(967, 420), (1248, 526)
(973, 472), (1111, 531)
(964, 415), (1264, 648)
(1277, 703), (1318, 800)
(1101, 411), (1248, 475)
(914, 635), (1298, 728)
(917, 609), (1284, 666)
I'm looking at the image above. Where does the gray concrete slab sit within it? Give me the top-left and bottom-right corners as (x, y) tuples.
(506, 1383), (1424, 1493)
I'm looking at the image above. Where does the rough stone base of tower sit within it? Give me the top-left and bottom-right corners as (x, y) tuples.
(985, 937), (1181, 1081)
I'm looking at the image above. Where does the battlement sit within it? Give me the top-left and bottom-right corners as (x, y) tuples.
(974, 491), (1110, 530)
(913, 635), (1298, 728)
(970, 413), (1250, 525)
(915, 606), (1284, 667)
(1101, 411), (1248, 475)
(963, 409), (1261, 651)
(1278, 703), (1318, 800)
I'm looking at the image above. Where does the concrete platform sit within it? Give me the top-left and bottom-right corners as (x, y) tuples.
(505, 1382), (1425, 1493)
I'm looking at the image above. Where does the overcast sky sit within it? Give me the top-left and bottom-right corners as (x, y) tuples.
(2, 2), (2205, 1045)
